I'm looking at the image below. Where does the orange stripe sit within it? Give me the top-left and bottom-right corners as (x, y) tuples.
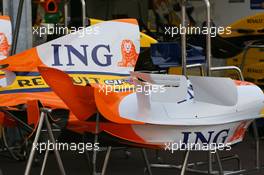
(113, 19), (138, 25)
(0, 16), (10, 21)
(234, 80), (254, 86)
(0, 92), (67, 109)
(0, 48), (44, 72)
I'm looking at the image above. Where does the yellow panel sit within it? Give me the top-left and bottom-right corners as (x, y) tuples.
(223, 13), (264, 86)
(168, 67), (181, 75)
(221, 13), (264, 38)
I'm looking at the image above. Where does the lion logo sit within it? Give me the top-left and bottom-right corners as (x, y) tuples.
(0, 33), (10, 57)
(118, 39), (139, 67)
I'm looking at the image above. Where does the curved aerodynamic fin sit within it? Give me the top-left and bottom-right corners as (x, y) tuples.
(189, 76), (238, 106)
(38, 66), (97, 121)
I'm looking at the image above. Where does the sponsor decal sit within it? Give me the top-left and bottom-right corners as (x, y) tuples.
(52, 44), (113, 67)
(181, 129), (230, 145)
(228, 121), (248, 143)
(246, 68), (264, 73)
(34, 20), (140, 75)
(0, 73), (133, 94)
(247, 18), (264, 24)
(0, 33), (10, 57)
(118, 39), (139, 67)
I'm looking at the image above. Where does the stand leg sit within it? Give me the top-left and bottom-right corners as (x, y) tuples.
(45, 115), (66, 175)
(40, 147), (49, 175)
(208, 151), (213, 174)
(181, 150), (190, 175)
(24, 111), (45, 175)
(252, 120), (260, 170)
(92, 113), (100, 175)
(215, 151), (223, 175)
(141, 149), (153, 175)
(83, 135), (92, 173)
(101, 146), (112, 175)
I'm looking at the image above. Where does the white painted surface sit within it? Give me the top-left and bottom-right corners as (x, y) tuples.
(132, 120), (252, 146)
(119, 74), (264, 125)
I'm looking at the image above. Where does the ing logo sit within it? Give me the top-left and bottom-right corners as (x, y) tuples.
(118, 39), (138, 67)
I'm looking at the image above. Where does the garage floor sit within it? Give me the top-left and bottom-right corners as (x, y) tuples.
(0, 131), (263, 175)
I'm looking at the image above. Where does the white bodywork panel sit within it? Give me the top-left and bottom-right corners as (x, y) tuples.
(119, 73), (264, 125)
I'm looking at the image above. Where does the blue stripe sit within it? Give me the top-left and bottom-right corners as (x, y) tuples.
(187, 91), (194, 99)
(14, 71), (130, 76)
(65, 71), (130, 76)
(0, 88), (52, 94)
(178, 99), (187, 104)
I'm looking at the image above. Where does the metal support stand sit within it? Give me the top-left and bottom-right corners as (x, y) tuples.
(92, 113), (100, 175)
(211, 66), (244, 81)
(64, 0), (70, 28)
(24, 108), (66, 175)
(101, 146), (112, 175)
(240, 43), (264, 72)
(7, 0), (32, 54)
(142, 149), (153, 175)
(40, 147), (50, 175)
(90, 113), (153, 175)
(180, 150), (190, 175)
(80, 0), (87, 27)
(252, 120), (260, 170)
(215, 151), (224, 175)
(90, 112), (113, 175)
(187, 63), (205, 76)
(149, 150), (228, 175)
(181, 0), (187, 76)
(11, 0), (25, 55)
(148, 143), (257, 175)
(208, 151), (213, 174)
(204, 0), (211, 76)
